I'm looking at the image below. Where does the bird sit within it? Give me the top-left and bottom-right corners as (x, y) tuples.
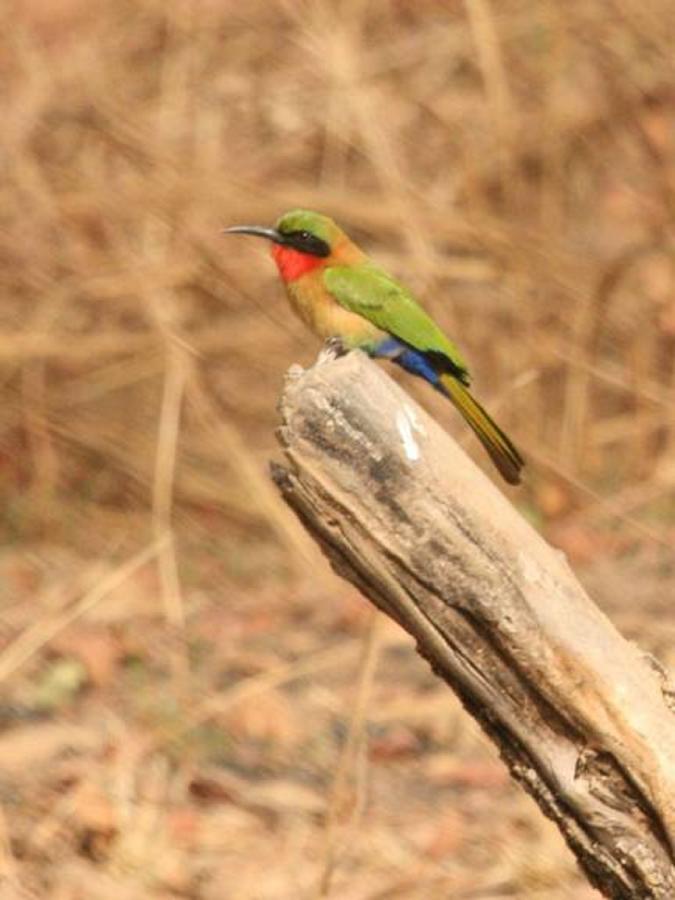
(224, 209), (524, 485)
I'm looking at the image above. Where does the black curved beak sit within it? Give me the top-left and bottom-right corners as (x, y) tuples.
(222, 225), (283, 243)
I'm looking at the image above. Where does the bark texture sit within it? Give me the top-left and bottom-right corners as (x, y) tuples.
(272, 351), (675, 899)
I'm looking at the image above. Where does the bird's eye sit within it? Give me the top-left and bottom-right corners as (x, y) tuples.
(284, 229), (330, 257)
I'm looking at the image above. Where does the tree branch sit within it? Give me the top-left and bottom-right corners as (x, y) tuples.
(271, 351), (675, 900)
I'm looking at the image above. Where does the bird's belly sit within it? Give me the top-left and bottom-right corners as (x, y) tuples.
(286, 279), (383, 347)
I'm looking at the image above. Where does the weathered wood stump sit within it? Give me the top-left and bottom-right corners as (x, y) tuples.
(272, 350), (675, 900)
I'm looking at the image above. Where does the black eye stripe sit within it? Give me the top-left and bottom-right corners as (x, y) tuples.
(281, 230), (331, 257)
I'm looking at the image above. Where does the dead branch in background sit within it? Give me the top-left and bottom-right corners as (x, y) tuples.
(272, 351), (675, 900)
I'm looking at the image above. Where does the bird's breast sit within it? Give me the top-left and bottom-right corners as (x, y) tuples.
(285, 275), (383, 347)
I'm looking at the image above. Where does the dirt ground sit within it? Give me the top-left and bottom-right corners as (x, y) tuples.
(0, 543), (672, 900)
(0, 1), (674, 897)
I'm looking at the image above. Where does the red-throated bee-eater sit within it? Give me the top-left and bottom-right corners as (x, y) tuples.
(225, 209), (524, 484)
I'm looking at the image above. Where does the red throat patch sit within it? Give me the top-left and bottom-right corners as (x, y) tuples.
(272, 243), (325, 282)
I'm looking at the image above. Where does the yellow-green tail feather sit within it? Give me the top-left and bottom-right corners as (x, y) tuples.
(440, 374), (524, 485)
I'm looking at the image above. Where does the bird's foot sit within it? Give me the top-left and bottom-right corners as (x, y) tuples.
(317, 336), (348, 365)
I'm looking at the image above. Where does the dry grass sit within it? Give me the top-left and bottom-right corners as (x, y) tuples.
(0, 0), (674, 897)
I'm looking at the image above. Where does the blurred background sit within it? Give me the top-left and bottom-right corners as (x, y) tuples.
(0, 0), (674, 897)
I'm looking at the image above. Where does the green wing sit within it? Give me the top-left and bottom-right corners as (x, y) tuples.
(324, 263), (470, 381)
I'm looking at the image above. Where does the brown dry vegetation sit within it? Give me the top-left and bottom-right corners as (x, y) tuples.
(0, 1), (674, 898)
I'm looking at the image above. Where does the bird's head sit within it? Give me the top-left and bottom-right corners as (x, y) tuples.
(224, 209), (360, 282)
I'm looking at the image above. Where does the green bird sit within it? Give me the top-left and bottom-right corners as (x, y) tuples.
(225, 209), (524, 484)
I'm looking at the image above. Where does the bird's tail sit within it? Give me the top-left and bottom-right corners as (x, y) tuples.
(439, 374), (524, 485)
